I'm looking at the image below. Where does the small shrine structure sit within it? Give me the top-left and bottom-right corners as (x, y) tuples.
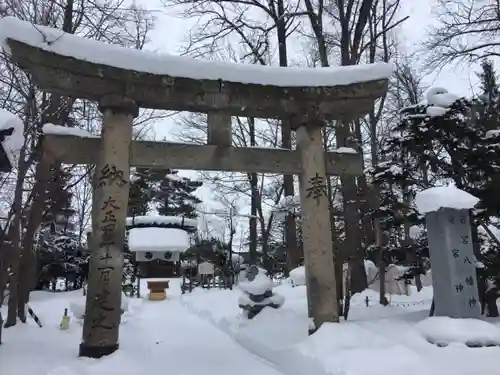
(126, 215), (196, 279)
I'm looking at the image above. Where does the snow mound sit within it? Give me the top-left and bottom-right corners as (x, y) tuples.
(333, 147), (357, 154)
(426, 106), (448, 117)
(297, 322), (427, 375)
(426, 87), (459, 107)
(290, 266), (306, 286)
(415, 186), (479, 214)
(485, 129), (500, 139)
(417, 317), (500, 347)
(69, 300), (85, 320)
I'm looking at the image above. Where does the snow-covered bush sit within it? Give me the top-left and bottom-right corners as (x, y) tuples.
(238, 265), (284, 319)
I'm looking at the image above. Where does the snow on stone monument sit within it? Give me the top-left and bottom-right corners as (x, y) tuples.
(415, 186), (481, 318)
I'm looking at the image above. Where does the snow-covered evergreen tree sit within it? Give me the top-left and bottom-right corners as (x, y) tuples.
(152, 169), (202, 218)
(128, 167), (152, 217)
(128, 167), (202, 218)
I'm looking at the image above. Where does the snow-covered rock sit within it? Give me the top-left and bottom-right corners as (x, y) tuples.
(416, 317), (500, 347)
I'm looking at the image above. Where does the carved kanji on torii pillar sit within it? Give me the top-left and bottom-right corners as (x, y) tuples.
(80, 96), (137, 357)
(1, 16), (389, 358)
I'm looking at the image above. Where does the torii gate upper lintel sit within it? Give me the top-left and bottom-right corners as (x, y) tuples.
(1, 19), (389, 359)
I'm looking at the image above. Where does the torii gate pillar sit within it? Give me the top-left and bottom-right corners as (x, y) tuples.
(297, 122), (338, 328)
(79, 95), (137, 358)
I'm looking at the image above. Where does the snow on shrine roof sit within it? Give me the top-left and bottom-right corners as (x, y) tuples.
(128, 227), (190, 252)
(0, 109), (24, 166)
(84, 215), (198, 233)
(0, 17), (392, 88)
(415, 186), (479, 214)
(125, 215), (197, 229)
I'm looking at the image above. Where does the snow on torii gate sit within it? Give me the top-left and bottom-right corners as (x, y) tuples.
(0, 17), (390, 358)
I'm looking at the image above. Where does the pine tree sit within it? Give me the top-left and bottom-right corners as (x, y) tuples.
(386, 80), (500, 314)
(128, 167), (151, 217)
(477, 59), (499, 111)
(43, 166), (73, 230)
(151, 169), (202, 218)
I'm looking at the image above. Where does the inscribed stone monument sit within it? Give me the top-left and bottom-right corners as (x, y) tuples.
(425, 207), (481, 318)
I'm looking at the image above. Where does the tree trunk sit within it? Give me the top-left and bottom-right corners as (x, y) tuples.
(275, 0), (299, 274)
(248, 117), (258, 265)
(5, 221), (21, 327)
(376, 219), (389, 306)
(5, 133), (29, 327)
(17, 155), (51, 321)
(304, 0), (369, 294)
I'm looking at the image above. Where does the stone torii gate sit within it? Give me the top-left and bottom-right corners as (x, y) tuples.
(1, 18), (388, 358)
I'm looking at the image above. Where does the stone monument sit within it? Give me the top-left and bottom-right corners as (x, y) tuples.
(415, 186), (481, 319)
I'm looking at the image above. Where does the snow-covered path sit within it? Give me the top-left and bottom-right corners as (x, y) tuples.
(0, 286), (284, 375)
(122, 297), (284, 375)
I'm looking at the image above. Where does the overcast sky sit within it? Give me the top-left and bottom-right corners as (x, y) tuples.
(137, 0), (484, 243)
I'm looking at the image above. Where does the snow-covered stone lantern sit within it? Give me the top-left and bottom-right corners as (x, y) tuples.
(238, 265), (284, 319)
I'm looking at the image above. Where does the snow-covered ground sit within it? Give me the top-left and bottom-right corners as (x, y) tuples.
(2, 279), (500, 375)
(182, 281), (500, 375)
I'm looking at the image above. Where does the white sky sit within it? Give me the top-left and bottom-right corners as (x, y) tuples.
(136, 0), (486, 244)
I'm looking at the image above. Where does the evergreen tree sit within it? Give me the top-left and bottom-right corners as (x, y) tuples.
(127, 167), (202, 218)
(128, 167), (151, 217)
(150, 169), (202, 218)
(477, 59), (499, 111)
(381, 75), (500, 313)
(43, 166), (73, 230)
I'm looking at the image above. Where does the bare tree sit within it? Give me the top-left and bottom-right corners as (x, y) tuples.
(164, 0), (303, 272)
(424, 0), (500, 69)
(0, 0), (160, 327)
(302, 0), (407, 294)
(176, 111), (285, 270)
(390, 56), (427, 291)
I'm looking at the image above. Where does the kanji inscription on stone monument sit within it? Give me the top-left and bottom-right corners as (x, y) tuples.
(425, 208), (481, 318)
